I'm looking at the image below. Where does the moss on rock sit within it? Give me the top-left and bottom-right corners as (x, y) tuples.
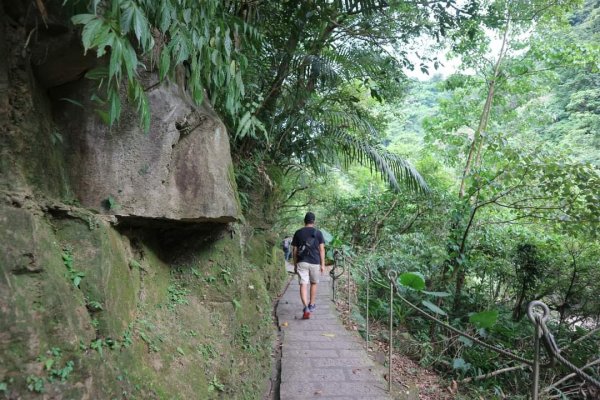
(0, 202), (287, 399)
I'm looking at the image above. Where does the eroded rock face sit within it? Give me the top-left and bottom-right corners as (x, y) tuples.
(52, 79), (240, 224)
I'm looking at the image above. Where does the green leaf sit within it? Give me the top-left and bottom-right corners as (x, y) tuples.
(87, 300), (103, 310)
(84, 66), (108, 80)
(224, 29), (232, 56)
(139, 92), (151, 132)
(251, 116), (267, 142)
(71, 13), (96, 26)
(81, 19), (104, 53)
(232, 299), (241, 310)
(109, 38), (123, 81)
(398, 272), (425, 291)
(90, 25), (112, 57)
(120, 4), (134, 34)
(159, 0), (173, 32)
(122, 42), (138, 79)
(469, 310), (498, 329)
(452, 358), (470, 371)
(96, 109), (110, 125)
(320, 228), (334, 244)
(176, 347), (185, 355)
(192, 84), (204, 105)
(133, 6), (149, 49)
(59, 98), (84, 108)
(422, 291), (450, 297)
(44, 358), (54, 371)
(90, 339), (103, 356)
(183, 8), (191, 24)
(159, 50), (171, 80)
(236, 111), (252, 138)
(107, 196), (116, 210)
(108, 89), (121, 125)
(421, 300), (447, 316)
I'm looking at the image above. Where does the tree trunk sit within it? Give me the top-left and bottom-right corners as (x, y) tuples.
(559, 256), (578, 327)
(458, 18), (511, 198)
(450, 18), (511, 309)
(512, 284), (527, 321)
(453, 269), (466, 312)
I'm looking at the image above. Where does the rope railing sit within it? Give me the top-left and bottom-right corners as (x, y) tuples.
(329, 250), (345, 302)
(528, 301), (600, 389)
(330, 254), (600, 399)
(387, 271), (600, 398)
(389, 278), (537, 365)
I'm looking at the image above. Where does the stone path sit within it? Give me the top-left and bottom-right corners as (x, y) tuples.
(277, 264), (391, 400)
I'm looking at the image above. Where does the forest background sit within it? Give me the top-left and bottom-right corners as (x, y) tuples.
(48, 0), (600, 398)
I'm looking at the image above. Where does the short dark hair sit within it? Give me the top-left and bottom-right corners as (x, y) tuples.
(304, 212), (316, 224)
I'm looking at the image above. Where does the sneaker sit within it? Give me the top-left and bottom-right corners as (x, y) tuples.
(308, 304), (316, 312)
(302, 307), (310, 320)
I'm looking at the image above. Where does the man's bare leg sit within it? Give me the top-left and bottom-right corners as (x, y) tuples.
(309, 283), (317, 306)
(300, 283), (308, 307)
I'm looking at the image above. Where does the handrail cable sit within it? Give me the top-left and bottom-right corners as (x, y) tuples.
(330, 251), (600, 395)
(389, 279), (538, 366)
(386, 277), (600, 389)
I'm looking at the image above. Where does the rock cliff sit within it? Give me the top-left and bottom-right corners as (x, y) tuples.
(0, 2), (285, 398)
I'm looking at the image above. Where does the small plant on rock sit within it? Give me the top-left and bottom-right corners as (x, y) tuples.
(26, 375), (44, 393)
(167, 284), (190, 310)
(62, 249), (85, 288)
(208, 375), (225, 392)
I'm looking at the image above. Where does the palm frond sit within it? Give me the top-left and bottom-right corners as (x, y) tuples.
(332, 0), (388, 15)
(271, 98), (428, 193)
(282, 117), (428, 194)
(331, 130), (429, 194)
(317, 109), (379, 138)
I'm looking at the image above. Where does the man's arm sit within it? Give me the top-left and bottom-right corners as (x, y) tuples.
(319, 243), (325, 274)
(292, 246), (298, 273)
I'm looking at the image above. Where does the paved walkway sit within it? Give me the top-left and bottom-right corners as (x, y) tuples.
(277, 264), (391, 400)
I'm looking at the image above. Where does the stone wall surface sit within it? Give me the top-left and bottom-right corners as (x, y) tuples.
(1, 0), (240, 224)
(53, 79), (240, 223)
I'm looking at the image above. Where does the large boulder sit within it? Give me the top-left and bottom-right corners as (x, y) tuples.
(52, 79), (241, 224)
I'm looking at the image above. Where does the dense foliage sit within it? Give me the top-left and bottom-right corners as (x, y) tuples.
(312, 2), (600, 397)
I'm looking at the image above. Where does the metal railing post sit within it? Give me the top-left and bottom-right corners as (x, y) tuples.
(387, 270), (397, 392)
(527, 301), (550, 400)
(347, 254), (351, 315)
(365, 263), (371, 351)
(332, 251), (338, 302)
(532, 320), (540, 400)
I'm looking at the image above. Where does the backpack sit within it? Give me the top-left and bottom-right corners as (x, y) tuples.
(298, 229), (317, 259)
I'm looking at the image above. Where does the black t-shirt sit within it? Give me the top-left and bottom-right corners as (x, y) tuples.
(292, 227), (325, 265)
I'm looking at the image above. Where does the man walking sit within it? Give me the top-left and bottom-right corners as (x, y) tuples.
(292, 212), (325, 319)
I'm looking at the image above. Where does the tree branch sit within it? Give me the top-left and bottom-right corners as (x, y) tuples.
(542, 357), (600, 394)
(462, 364), (528, 384)
(283, 185), (309, 204)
